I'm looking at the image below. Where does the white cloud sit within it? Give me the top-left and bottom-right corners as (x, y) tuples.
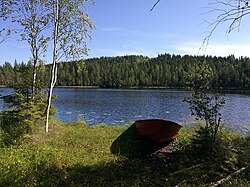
(205, 44), (250, 57)
(100, 27), (139, 34)
(100, 27), (177, 39)
(176, 42), (250, 57)
(96, 47), (149, 57)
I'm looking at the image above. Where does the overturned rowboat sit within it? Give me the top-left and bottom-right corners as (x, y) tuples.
(135, 119), (182, 143)
(110, 119), (182, 158)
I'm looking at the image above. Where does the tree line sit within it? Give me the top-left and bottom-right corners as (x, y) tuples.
(1, 53), (250, 89)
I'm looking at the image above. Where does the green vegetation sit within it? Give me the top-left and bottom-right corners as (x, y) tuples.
(0, 53), (249, 186)
(1, 1), (249, 185)
(0, 0), (95, 133)
(184, 63), (225, 155)
(0, 120), (250, 187)
(1, 54), (250, 89)
(2, 60), (53, 136)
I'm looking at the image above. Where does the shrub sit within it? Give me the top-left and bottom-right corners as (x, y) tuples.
(0, 111), (28, 147)
(184, 63), (225, 156)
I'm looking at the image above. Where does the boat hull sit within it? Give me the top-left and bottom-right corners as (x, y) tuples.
(135, 119), (182, 143)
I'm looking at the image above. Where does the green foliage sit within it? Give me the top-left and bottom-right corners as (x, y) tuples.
(184, 63), (225, 156)
(189, 126), (235, 162)
(0, 111), (28, 147)
(0, 123), (249, 186)
(0, 146), (60, 187)
(1, 54), (250, 89)
(185, 63), (212, 90)
(0, 90), (51, 146)
(48, 54), (250, 89)
(172, 126), (195, 152)
(50, 0), (95, 60)
(0, 62), (54, 144)
(185, 92), (225, 141)
(235, 136), (250, 167)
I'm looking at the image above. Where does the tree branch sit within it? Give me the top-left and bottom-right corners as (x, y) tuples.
(200, 0), (250, 51)
(210, 167), (247, 187)
(150, 0), (161, 11)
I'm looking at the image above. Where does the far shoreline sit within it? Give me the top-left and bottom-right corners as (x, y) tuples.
(54, 86), (250, 93)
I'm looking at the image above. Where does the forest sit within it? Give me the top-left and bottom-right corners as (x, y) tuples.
(0, 53), (250, 89)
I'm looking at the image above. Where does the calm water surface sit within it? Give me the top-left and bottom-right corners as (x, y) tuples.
(1, 88), (250, 135)
(53, 88), (250, 135)
(54, 88), (191, 125)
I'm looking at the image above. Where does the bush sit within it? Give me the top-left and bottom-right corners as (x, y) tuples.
(184, 63), (225, 156)
(189, 126), (240, 162)
(0, 146), (61, 187)
(0, 111), (29, 147)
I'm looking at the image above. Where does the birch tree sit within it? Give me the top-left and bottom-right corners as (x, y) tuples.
(0, 0), (12, 43)
(0, 0), (50, 99)
(45, 0), (94, 132)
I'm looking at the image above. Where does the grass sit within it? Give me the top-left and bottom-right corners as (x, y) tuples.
(0, 120), (250, 186)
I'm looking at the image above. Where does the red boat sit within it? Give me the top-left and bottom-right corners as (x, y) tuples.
(135, 119), (182, 143)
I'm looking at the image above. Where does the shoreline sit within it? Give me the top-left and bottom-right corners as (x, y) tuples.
(1, 84), (250, 92)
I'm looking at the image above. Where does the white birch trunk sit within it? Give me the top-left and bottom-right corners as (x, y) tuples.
(31, 9), (37, 101)
(45, 0), (59, 133)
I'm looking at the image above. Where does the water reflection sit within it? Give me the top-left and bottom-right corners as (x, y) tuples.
(53, 88), (191, 126)
(0, 88), (250, 135)
(52, 88), (250, 135)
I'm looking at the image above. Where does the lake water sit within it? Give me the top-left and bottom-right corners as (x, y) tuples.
(1, 88), (250, 135)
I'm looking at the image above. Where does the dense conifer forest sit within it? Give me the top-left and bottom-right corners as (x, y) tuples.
(1, 53), (250, 89)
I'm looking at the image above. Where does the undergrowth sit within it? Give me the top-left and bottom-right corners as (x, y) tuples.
(0, 120), (250, 187)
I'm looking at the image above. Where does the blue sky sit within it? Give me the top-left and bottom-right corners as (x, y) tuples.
(1, 0), (250, 65)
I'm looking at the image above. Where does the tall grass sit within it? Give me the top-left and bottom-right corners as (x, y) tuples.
(0, 120), (250, 186)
